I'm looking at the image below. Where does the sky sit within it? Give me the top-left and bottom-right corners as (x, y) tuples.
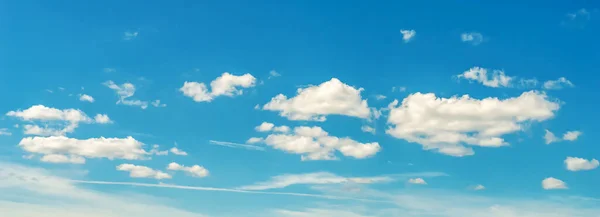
(0, 0), (599, 216)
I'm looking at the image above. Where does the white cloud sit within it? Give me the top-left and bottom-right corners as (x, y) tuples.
(400, 29), (416, 42)
(255, 122), (289, 133)
(262, 126), (380, 160)
(6, 105), (98, 136)
(151, 100), (167, 107)
(103, 81), (149, 109)
(209, 140), (265, 151)
(149, 145), (168, 156)
(169, 147), (188, 156)
(238, 172), (394, 190)
(116, 164), (171, 180)
(167, 162), (209, 178)
(563, 131), (582, 141)
(544, 129), (560, 144)
(392, 86), (407, 92)
(268, 70), (281, 79)
(472, 184), (486, 191)
(0, 128), (11, 136)
(374, 94), (387, 100)
(180, 72), (256, 102)
(361, 125), (376, 134)
(40, 154), (86, 164)
(22, 125), (64, 136)
(19, 136), (149, 163)
(123, 31), (139, 40)
(565, 157), (599, 171)
(461, 32), (484, 45)
(543, 77), (574, 90)
(94, 114), (112, 124)
(542, 177), (567, 190)
(408, 178), (427, 185)
(386, 91), (559, 157)
(262, 78), (371, 121)
(457, 67), (513, 88)
(79, 94), (95, 103)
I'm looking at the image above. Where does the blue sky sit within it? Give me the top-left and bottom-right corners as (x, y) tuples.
(0, 1), (599, 216)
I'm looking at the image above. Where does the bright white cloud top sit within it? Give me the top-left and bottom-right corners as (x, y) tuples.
(457, 67), (513, 88)
(167, 162), (209, 178)
(564, 157), (599, 171)
(79, 94), (95, 103)
(386, 91), (560, 157)
(262, 78), (371, 121)
(117, 164), (172, 179)
(7, 105), (111, 136)
(180, 72), (256, 102)
(542, 177), (568, 190)
(400, 29), (416, 42)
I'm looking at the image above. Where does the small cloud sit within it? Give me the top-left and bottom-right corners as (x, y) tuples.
(542, 177), (567, 190)
(0, 128), (11, 136)
(545, 130), (581, 144)
(210, 140), (265, 151)
(268, 70), (281, 79)
(79, 94), (95, 103)
(170, 147), (188, 156)
(361, 125), (376, 134)
(391, 86), (406, 92)
(400, 29), (416, 43)
(472, 184), (486, 191)
(123, 31), (139, 40)
(562, 9), (592, 28)
(563, 131), (582, 141)
(246, 137), (264, 144)
(94, 114), (112, 124)
(461, 32), (484, 45)
(151, 100), (167, 108)
(167, 162), (209, 178)
(543, 77), (574, 90)
(565, 157), (598, 171)
(457, 67), (513, 88)
(544, 129), (559, 144)
(374, 94), (387, 100)
(408, 178), (427, 185)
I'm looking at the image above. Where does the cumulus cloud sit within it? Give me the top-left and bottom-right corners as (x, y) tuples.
(258, 126), (380, 161)
(6, 105), (109, 136)
(268, 70), (281, 79)
(408, 178), (427, 185)
(361, 126), (376, 134)
(457, 67), (513, 88)
(542, 177), (567, 190)
(79, 94), (95, 103)
(180, 72), (256, 102)
(151, 100), (167, 108)
(103, 81), (149, 109)
(544, 130), (560, 144)
(374, 95), (387, 100)
(461, 32), (484, 45)
(149, 145), (169, 156)
(167, 162), (209, 178)
(545, 130), (582, 144)
(238, 172), (394, 190)
(94, 114), (112, 124)
(19, 136), (148, 164)
(565, 157), (599, 171)
(169, 147), (188, 156)
(117, 164), (171, 179)
(40, 154), (86, 164)
(0, 128), (11, 136)
(386, 91), (559, 157)
(400, 29), (416, 42)
(262, 78), (372, 121)
(563, 131), (582, 141)
(246, 137), (264, 144)
(255, 122), (290, 133)
(543, 77), (574, 90)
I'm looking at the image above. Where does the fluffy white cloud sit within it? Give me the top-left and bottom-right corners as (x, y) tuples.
(255, 122), (289, 133)
(167, 162), (209, 178)
(542, 177), (567, 190)
(408, 178), (427, 185)
(386, 91), (559, 157)
(169, 147), (188, 156)
(246, 137), (264, 144)
(40, 154), (86, 164)
(461, 32), (484, 45)
(543, 77), (574, 90)
(361, 125), (376, 134)
(180, 72), (256, 102)
(262, 78), (371, 121)
(544, 130), (560, 144)
(0, 128), (11, 136)
(103, 81), (149, 109)
(400, 29), (416, 42)
(563, 131), (582, 141)
(94, 114), (112, 124)
(238, 172), (393, 190)
(6, 105), (109, 136)
(565, 157), (599, 171)
(116, 164), (171, 179)
(79, 94), (95, 103)
(457, 67), (513, 88)
(19, 136), (148, 163)
(260, 126), (380, 161)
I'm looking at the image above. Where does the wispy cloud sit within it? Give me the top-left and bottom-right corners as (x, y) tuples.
(123, 31), (139, 40)
(209, 140), (265, 151)
(461, 32), (484, 45)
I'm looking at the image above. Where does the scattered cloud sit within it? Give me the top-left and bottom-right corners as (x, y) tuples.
(209, 140), (265, 151)
(408, 178), (427, 185)
(563, 131), (582, 141)
(268, 70), (281, 79)
(543, 77), (574, 90)
(79, 94), (95, 103)
(167, 162), (209, 178)
(456, 67), (513, 88)
(94, 114), (112, 124)
(180, 72), (256, 102)
(123, 31), (139, 40)
(472, 184), (486, 191)
(544, 129), (560, 144)
(565, 157), (599, 171)
(246, 137), (264, 144)
(262, 78), (372, 121)
(117, 164), (171, 179)
(237, 172), (394, 190)
(149, 145), (169, 156)
(461, 32), (484, 45)
(391, 86), (406, 92)
(255, 122), (290, 133)
(0, 128), (11, 136)
(40, 154), (86, 164)
(545, 130), (582, 144)
(386, 91), (560, 157)
(361, 125), (376, 134)
(151, 100), (167, 107)
(257, 126), (380, 160)
(400, 29), (416, 42)
(7, 105), (108, 136)
(374, 94), (387, 100)
(169, 147), (188, 156)
(19, 136), (149, 163)
(104, 81), (150, 109)
(542, 177), (567, 190)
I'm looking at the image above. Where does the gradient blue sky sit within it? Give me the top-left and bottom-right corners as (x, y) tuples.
(0, 1), (599, 216)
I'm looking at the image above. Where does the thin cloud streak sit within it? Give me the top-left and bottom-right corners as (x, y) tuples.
(209, 140), (265, 151)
